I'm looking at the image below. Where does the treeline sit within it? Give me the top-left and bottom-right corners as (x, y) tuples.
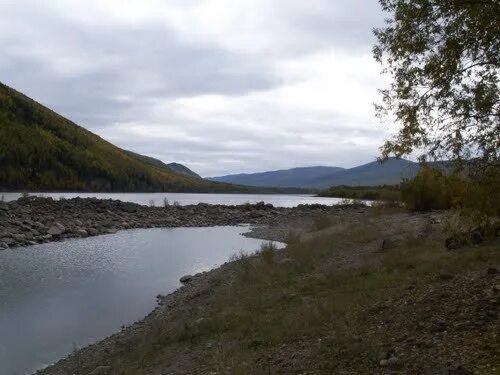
(319, 164), (499, 220)
(318, 185), (400, 201)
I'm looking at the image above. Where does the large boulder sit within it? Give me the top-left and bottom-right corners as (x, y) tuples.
(12, 233), (26, 242)
(180, 275), (193, 284)
(47, 222), (67, 236)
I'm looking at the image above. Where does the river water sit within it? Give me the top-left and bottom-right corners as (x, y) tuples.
(0, 192), (345, 207)
(0, 226), (282, 374)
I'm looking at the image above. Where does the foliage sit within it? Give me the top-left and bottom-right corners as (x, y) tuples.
(318, 184), (400, 201)
(374, 0), (499, 165)
(258, 242), (277, 265)
(401, 164), (500, 221)
(401, 167), (457, 211)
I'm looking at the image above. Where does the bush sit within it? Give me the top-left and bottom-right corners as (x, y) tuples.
(402, 164), (499, 230)
(401, 167), (461, 211)
(258, 242), (277, 265)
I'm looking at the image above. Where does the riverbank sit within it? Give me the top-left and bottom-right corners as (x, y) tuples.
(36, 207), (499, 374)
(0, 196), (366, 250)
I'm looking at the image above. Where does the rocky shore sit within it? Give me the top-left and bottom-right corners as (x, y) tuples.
(0, 196), (367, 250)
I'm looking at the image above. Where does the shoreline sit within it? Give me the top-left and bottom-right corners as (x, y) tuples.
(13, 205), (499, 374)
(34, 218), (309, 375)
(0, 196), (366, 251)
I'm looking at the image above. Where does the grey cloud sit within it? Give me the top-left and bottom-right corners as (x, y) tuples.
(1, 0), (385, 176)
(1, 10), (278, 129)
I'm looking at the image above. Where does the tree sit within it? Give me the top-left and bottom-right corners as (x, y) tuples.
(373, 0), (499, 166)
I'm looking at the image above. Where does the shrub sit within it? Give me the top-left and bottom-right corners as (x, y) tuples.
(401, 166), (459, 211)
(402, 164), (499, 234)
(163, 197), (170, 207)
(258, 242), (277, 265)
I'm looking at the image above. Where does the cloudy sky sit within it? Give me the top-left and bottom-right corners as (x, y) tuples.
(0, 0), (389, 177)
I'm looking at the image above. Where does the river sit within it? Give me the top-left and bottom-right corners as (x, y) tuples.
(0, 226), (282, 374)
(0, 192), (345, 208)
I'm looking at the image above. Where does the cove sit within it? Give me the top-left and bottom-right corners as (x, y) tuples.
(0, 226), (278, 374)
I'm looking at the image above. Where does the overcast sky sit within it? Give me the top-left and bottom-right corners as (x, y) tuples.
(0, 0), (389, 176)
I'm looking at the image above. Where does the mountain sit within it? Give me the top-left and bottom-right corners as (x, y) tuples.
(123, 151), (201, 178)
(310, 158), (420, 188)
(165, 163), (201, 178)
(209, 166), (345, 187)
(0, 82), (230, 192)
(209, 158), (420, 188)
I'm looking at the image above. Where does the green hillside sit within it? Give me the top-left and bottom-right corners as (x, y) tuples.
(0, 82), (232, 192)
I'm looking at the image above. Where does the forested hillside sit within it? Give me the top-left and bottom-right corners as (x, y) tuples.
(0, 82), (229, 192)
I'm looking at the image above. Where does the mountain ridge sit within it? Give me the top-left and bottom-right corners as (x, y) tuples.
(209, 158), (421, 188)
(208, 166), (345, 187)
(123, 151), (201, 179)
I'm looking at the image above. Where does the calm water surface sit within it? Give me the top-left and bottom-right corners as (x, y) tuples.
(0, 226), (282, 375)
(1, 192), (345, 207)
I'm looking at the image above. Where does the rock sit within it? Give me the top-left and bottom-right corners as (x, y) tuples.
(195, 317), (207, 325)
(378, 352), (389, 360)
(487, 267), (498, 275)
(387, 356), (400, 366)
(180, 275), (193, 283)
(121, 203), (138, 213)
(430, 216), (441, 224)
(250, 210), (265, 218)
(0, 242), (8, 250)
(430, 319), (447, 332)
(351, 335), (362, 343)
(88, 228), (99, 236)
(447, 365), (473, 375)
(75, 229), (88, 237)
(470, 228), (483, 244)
(379, 359), (388, 367)
(1, 237), (15, 246)
(12, 233), (26, 242)
(247, 338), (265, 348)
(438, 273), (454, 281)
(380, 238), (395, 250)
(47, 223), (66, 236)
(89, 366), (112, 375)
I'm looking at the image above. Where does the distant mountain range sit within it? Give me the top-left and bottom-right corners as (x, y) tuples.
(0, 82), (237, 192)
(209, 158), (421, 188)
